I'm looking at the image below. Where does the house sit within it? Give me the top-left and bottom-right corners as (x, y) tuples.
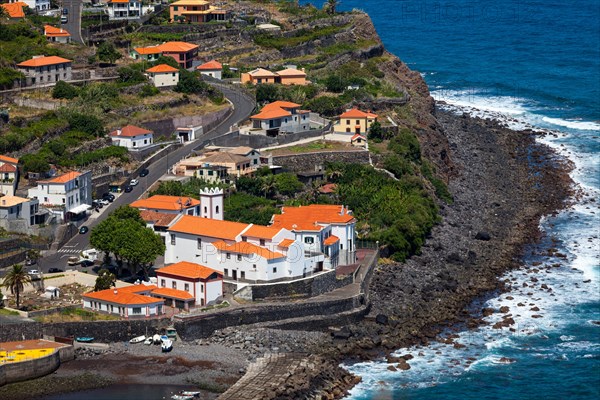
(155, 261), (223, 308)
(1, 2), (27, 18)
(17, 56), (72, 87)
(225, 146), (262, 168)
(241, 68), (277, 85)
(250, 101), (311, 136)
(130, 46), (162, 62)
(14, 0), (49, 12)
(270, 204), (357, 267)
(28, 171), (92, 222)
(107, 0), (141, 20)
(169, 0), (229, 24)
(0, 155), (19, 197)
(133, 42), (199, 69)
(0, 196), (41, 227)
(109, 125), (154, 149)
(44, 25), (71, 44)
(82, 284), (164, 318)
(274, 67), (307, 85)
(196, 60), (222, 80)
(146, 64), (179, 87)
(351, 133), (367, 147)
(174, 152), (251, 178)
(334, 108), (378, 135)
(140, 210), (179, 238)
(131, 194), (201, 216)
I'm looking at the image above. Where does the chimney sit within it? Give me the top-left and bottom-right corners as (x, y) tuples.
(114, 289), (118, 295)
(301, 67), (305, 72)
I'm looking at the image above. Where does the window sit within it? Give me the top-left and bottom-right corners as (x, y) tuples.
(110, 305), (114, 313)
(132, 307), (142, 315)
(237, 254), (242, 261)
(208, 170), (214, 176)
(204, 206), (207, 214)
(252, 264), (257, 270)
(240, 271), (245, 279)
(133, 142), (137, 147)
(216, 205), (219, 214)
(272, 267), (277, 274)
(242, 236), (247, 242)
(356, 120), (360, 124)
(170, 234), (176, 245)
(304, 237), (314, 244)
(161, 279), (166, 287)
(197, 238), (202, 250)
(224, 268), (228, 276)
(226, 253), (231, 259)
(200, 285), (204, 293)
(172, 281), (177, 289)
(346, 119), (350, 125)
(346, 128), (351, 133)
(184, 283), (189, 292)
(199, 170), (204, 175)
(62, 198), (65, 204)
(260, 239), (265, 246)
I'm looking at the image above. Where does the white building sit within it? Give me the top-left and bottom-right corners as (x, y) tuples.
(155, 261), (223, 308)
(15, 0), (50, 12)
(82, 284), (164, 318)
(196, 60), (222, 80)
(146, 64), (179, 88)
(107, 0), (142, 20)
(0, 196), (41, 227)
(250, 101), (312, 136)
(28, 171), (92, 222)
(44, 25), (71, 44)
(110, 125), (154, 149)
(0, 155), (19, 197)
(131, 194), (201, 216)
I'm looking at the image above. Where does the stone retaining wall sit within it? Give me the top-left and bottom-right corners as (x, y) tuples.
(0, 351), (60, 387)
(272, 150), (370, 172)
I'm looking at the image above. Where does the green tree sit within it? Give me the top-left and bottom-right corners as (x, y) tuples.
(367, 121), (385, 142)
(21, 154), (50, 173)
(139, 84), (159, 98)
(387, 128), (421, 163)
(255, 84), (280, 103)
(274, 173), (303, 197)
(67, 112), (105, 136)
(52, 80), (78, 99)
(94, 268), (116, 291)
(152, 55), (180, 69)
(175, 70), (204, 94)
(304, 95), (344, 117)
(120, 227), (165, 279)
(26, 249), (41, 265)
(2, 264), (32, 309)
(97, 41), (122, 65)
(324, 75), (347, 93)
(117, 66), (146, 84)
(0, 67), (24, 90)
(111, 206), (145, 226)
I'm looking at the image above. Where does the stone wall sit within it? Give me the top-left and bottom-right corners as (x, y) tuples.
(142, 106), (232, 140)
(272, 150), (370, 172)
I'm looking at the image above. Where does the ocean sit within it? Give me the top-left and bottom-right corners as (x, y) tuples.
(299, 0), (600, 398)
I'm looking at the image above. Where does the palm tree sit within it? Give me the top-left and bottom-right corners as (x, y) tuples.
(2, 264), (32, 309)
(324, 0), (339, 15)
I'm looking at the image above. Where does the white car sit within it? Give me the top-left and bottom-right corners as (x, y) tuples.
(130, 179), (139, 186)
(28, 269), (40, 275)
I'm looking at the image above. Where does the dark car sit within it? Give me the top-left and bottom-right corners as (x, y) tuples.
(102, 193), (115, 202)
(48, 268), (63, 273)
(79, 226), (89, 234)
(80, 260), (94, 267)
(25, 258), (36, 266)
(92, 200), (103, 209)
(124, 185), (133, 193)
(139, 168), (149, 177)
(62, 7), (68, 14)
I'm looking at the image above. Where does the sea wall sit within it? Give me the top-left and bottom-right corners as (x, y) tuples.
(0, 351), (60, 387)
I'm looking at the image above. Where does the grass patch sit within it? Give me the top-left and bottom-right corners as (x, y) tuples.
(0, 308), (20, 316)
(34, 308), (120, 323)
(43, 274), (65, 280)
(254, 24), (349, 50)
(266, 140), (351, 155)
(199, 301), (230, 312)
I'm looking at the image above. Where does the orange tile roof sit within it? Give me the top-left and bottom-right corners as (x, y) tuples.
(275, 68), (306, 77)
(271, 204), (355, 231)
(17, 56), (72, 68)
(146, 64), (179, 73)
(0, 163), (17, 173)
(151, 287), (194, 300)
(109, 0), (131, 3)
(132, 195), (200, 211)
(323, 235), (339, 245)
(39, 171), (82, 184)
(157, 261), (221, 280)
(83, 286), (163, 306)
(134, 46), (162, 55)
(168, 215), (249, 240)
(197, 60), (222, 70)
(278, 238), (295, 248)
(251, 108), (292, 120)
(0, 155), (19, 164)
(212, 240), (284, 260)
(318, 183), (337, 194)
(248, 68), (277, 77)
(243, 225), (283, 240)
(261, 101), (301, 112)
(109, 125), (152, 137)
(0, 196), (29, 207)
(1, 2), (27, 18)
(351, 134), (367, 140)
(139, 210), (179, 227)
(339, 108), (378, 119)
(157, 41), (199, 53)
(117, 284), (158, 293)
(44, 25), (70, 37)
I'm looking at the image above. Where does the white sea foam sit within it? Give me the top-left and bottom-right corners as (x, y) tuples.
(541, 117), (600, 131)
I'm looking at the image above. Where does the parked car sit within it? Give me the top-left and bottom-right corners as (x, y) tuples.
(28, 269), (40, 275)
(48, 268), (63, 273)
(139, 168), (149, 177)
(60, 15), (68, 23)
(67, 256), (80, 266)
(62, 7), (68, 14)
(25, 258), (36, 266)
(92, 200), (103, 209)
(99, 199), (109, 206)
(124, 185), (133, 193)
(130, 179), (139, 186)
(102, 193), (115, 202)
(80, 260), (94, 267)
(79, 226), (89, 234)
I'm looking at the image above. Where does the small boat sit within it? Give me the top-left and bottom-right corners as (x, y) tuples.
(76, 337), (94, 343)
(171, 395), (194, 400)
(166, 326), (177, 341)
(161, 339), (173, 352)
(153, 334), (161, 344)
(144, 337), (153, 345)
(180, 391), (201, 397)
(129, 335), (146, 344)
(160, 334), (169, 342)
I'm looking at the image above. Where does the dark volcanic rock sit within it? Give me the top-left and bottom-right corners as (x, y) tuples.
(375, 314), (389, 325)
(475, 232), (491, 241)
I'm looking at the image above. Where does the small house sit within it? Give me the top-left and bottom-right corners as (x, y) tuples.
(334, 108), (378, 135)
(155, 261), (223, 308)
(146, 64), (179, 87)
(196, 60), (222, 80)
(110, 125), (154, 149)
(17, 56), (72, 86)
(44, 25), (71, 44)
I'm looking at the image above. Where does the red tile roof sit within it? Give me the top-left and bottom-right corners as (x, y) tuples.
(132, 195), (200, 211)
(351, 134), (367, 141)
(146, 64), (178, 73)
(251, 108), (292, 120)
(109, 125), (152, 138)
(0, 163), (17, 173)
(318, 183), (337, 194)
(158, 41), (199, 53)
(339, 108), (378, 119)
(139, 210), (179, 227)
(134, 46), (162, 55)
(151, 287), (194, 300)
(271, 204), (355, 231)
(275, 68), (306, 77)
(17, 56), (72, 68)
(0, 155), (19, 164)
(39, 171), (81, 184)
(211, 240), (284, 260)
(277, 238), (295, 248)
(1, 2), (27, 18)
(197, 60), (222, 70)
(157, 261), (221, 280)
(168, 215), (249, 240)
(44, 25), (70, 37)
(117, 284), (158, 293)
(243, 225), (283, 240)
(248, 68), (277, 77)
(83, 285), (162, 306)
(261, 101), (301, 112)
(323, 235), (339, 245)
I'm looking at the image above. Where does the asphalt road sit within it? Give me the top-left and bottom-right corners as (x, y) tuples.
(62, 0), (83, 44)
(37, 84), (255, 273)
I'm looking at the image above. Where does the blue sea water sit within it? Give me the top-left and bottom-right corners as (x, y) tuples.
(301, 0), (600, 398)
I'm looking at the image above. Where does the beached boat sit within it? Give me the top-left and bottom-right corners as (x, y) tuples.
(129, 335), (146, 344)
(144, 337), (153, 345)
(161, 339), (173, 352)
(171, 395), (194, 400)
(180, 391), (201, 397)
(153, 334), (162, 344)
(75, 337), (94, 343)
(166, 326), (178, 341)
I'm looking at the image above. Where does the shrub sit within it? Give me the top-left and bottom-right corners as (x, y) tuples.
(139, 84), (160, 97)
(52, 80), (78, 99)
(67, 112), (105, 137)
(117, 66), (146, 84)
